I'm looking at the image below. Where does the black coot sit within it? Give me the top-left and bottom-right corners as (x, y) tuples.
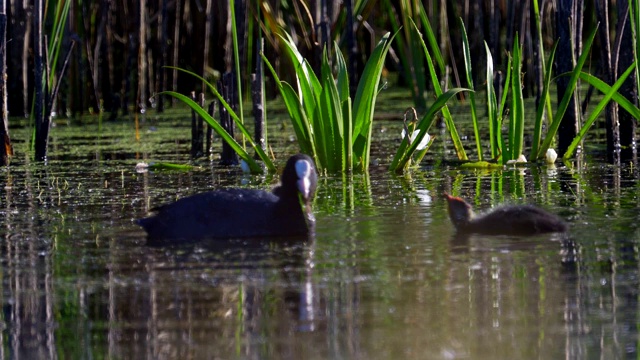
(138, 154), (317, 242)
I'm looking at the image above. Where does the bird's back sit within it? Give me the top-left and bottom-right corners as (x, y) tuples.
(138, 188), (309, 242)
(466, 205), (567, 236)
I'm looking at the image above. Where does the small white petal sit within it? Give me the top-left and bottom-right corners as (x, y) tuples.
(506, 154), (527, 165)
(545, 149), (558, 164)
(401, 129), (430, 150)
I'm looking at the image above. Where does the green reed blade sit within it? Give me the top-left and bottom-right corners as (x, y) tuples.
(531, 40), (558, 159)
(484, 42), (499, 159)
(564, 62), (638, 159)
(389, 88), (471, 172)
(498, 55), (512, 163)
(510, 35), (524, 161)
(162, 67), (275, 172)
(229, 0), (244, 146)
(352, 31), (396, 171)
(161, 91), (263, 173)
(578, 71), (640, 118)
(410, 19), (468, 161)
(538, 24), (598, 159)
(460, 18), (481, 160)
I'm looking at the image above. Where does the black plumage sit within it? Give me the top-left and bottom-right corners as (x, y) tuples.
(138, 154), (317, 243)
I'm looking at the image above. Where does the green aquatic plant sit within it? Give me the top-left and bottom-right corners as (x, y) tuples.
(563, 63), (639, 159)
(161, 69), (275, 174)
(459, 18), (481, 160)
(381, 0), (445, 112)
(409, 19), (469, 162)
(464, 22), (611, 164)
(507, 34), (525, 163)
(534, 25), (598, 161)
(262, 30), (397, 173)
(388, 19), (471, 173)
(159, 3), (274, 174)
(32, 0), (73, 161)
(389, 87), (469, 173)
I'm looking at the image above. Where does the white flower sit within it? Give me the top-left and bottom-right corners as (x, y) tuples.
(545, 149), (558, 164)
(401, 129), (430, 150)
(517, 154), (527, 163)
(506, 154), (527, 165)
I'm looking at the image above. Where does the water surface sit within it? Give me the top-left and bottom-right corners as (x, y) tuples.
(1, 112), (638, 359)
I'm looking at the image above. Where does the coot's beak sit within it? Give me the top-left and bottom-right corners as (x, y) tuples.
(295, 159), (313, 199)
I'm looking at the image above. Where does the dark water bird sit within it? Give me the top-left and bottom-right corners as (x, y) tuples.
(138, 154), (317, 243)
(444, 193), (567, 236)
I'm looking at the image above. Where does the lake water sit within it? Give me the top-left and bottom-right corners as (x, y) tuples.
(1, 108), (638, 359)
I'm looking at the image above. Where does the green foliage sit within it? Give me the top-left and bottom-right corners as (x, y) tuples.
(262, 31), (396, 173)
(161, 90), (272, 174)
(460, 18), (481, 160)
(229, 0), (245, 145)
(161, 67), (275, 173)
(563, 63), (639, 159)
(389, 88), (470, 173)
(535, 25), (599, 160)
(147, 162), (197, 171)
(48, 0), (71, 93)
(382, 0), (445, 111)
(465, 20), (636, 164)
(530, 41), (558, 158)
(484, 42), (499, 160)
(508, 35), (525, 162)
(410, 19), (469, 162)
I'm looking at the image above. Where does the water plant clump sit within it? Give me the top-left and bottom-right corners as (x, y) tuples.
(262, 30), (397, 174)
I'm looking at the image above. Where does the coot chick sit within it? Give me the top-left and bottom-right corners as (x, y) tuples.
(138, 154), (317, 242)
(444, 193), (567, 236)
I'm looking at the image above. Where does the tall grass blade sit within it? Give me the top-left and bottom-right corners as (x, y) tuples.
(532, 0), (554, 130)
(343, 97), (353, 172)
(318, 48), (343, 172)
(497, 56), (512, 162)
(48, 0), (71, 90)
(564, 62), (639, 159)
(352, 31), (397, 171)
(484, 42), (499, 159)
(278, 32), (322, 119)
(510, 35), (525, 160)
(578, 71), (640, 118)
(335, 44), (351, 171)
(163, 67), (275, 172)
(381, 0), (427, 110)
(260, 54), (315, 157)
(460, 18), (481, 160)
(531, 41), (558, 158)
(417, 1), (445, 74)
(229, 0), (244, 147)
(410, 19), (468, 160)
(537, 24), (598, 159)
(161, 91), (263, 173)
